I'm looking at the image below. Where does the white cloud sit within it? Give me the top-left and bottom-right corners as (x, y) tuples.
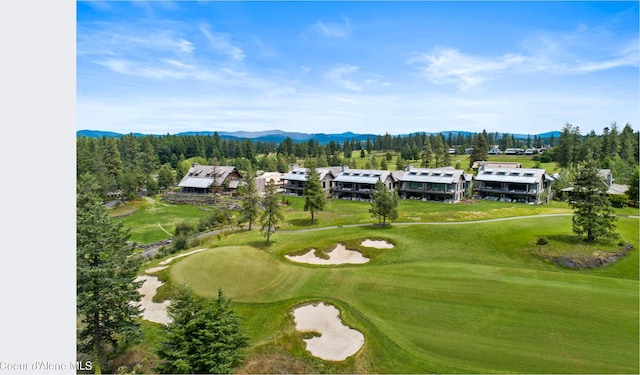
(311, 18), (351, 38)
(407, 48), (526, 90)
(522, 25), (639, 75)
(325, 64), (381, 92)
(199, 24), (245, 61)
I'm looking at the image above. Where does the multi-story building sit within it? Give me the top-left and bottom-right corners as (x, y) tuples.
(397, 167), (466, 203)
(473, 167), (552, 203)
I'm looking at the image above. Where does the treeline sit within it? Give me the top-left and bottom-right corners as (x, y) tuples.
(549, 122), (639, 185)
(77, 123), (639, 199)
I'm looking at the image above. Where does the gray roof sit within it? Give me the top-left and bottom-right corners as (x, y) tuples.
(475, 168), (546, 184)
(399, 167), (464, 184)
(333, 168), (393, 184)
(178, 177), (215, 189)
(178, 164), (239, 188)
(282, 167), (337, 182)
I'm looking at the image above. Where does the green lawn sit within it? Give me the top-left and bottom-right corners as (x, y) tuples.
(155, 215), (639, 374)
(111, 196), (222, 243)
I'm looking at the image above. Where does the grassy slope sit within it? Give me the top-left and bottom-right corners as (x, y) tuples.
(165, 216), (639, 374)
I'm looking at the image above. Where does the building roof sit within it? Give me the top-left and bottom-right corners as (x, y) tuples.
(178, 177), (215, 189)
(178, 164), (240, 189)
(473, 161), (523, 169)
(475, 168), (546, 184)
(399, 167), (464, 184)
(333, 168), (393, 185)
(282, 167), (340, 182)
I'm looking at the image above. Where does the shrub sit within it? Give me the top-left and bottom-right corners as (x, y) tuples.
(171, 235), (188, 252)
(197, 209), (232, 231)
(174, 221), (196, 236)
(609, 194), (628, 208)
(537, 237), (548, 245)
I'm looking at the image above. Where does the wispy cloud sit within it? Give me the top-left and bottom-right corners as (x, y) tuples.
(199, 24), (245, 61)
(407, 48), (526, 90)
(77, 27), (194, 56)
(325, 64), (380, 92)
(522, 24), (639, 75)
(312, 17), (351, 38)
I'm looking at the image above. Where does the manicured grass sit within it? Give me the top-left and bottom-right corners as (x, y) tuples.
(114, 196), (221, 243)
(282, 195), (572, 230)
(163, 216), (639, 374)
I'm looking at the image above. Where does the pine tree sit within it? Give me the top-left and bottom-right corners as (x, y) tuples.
(468, 132), (489, 169)
(157, 163), (176, 190)
(626, 167), (639, 203)
(260, 179), (284, 243)
(569, 161), (617, 241)
(303, 162), (326, 224)
(420, 138), (433, 168)
(76, 174), (143, 374)
(238, 171), (261, 230)
(369, 180), (399, 227)
(157, 287), (249, 374)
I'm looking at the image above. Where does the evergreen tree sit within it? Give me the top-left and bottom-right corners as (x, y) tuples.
(157, 163), (175, 190)
(303, 162), (326, 224)
(369, 180), (399, 227)
(260, 179), (284, 243)
(626, 167), (639, 203)
(420, 138), (433, 168)
(569, 161), (617, 241)
(468, 132), (489, 169)
(76, 174), (143, 374)
(381, 158), (388, 170)
(238, 171), (261, 230)
(157, 287), (249, 374)
(433, 135), (445, 167)
(102, 137), (123, 191)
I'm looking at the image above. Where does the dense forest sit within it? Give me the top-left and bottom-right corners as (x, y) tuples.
(77, 122), (639, 200)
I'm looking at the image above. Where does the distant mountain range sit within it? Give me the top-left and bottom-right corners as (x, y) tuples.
(76, 129), (562, 144)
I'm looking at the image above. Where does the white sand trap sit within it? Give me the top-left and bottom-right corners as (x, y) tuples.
(360, 239), (394, 249)
(286, 244), (369, 265)
(159, 248), (207, 265)
(145, 266), (168, 273)
(134, 275), (171, 325)
(293, 302), (364, 361)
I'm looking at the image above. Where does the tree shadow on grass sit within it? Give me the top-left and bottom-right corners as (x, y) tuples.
(287, 218), (315, 227)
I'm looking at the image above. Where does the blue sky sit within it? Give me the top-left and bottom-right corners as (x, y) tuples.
(77, 1), (639, 136)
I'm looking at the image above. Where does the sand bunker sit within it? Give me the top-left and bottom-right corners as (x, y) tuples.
(132, 250), (211, 325)
(134, 275), (171, 325)
(293, 302), (364, 361)
(360, 239), (394, 249)
(286, 244), (369, 265)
